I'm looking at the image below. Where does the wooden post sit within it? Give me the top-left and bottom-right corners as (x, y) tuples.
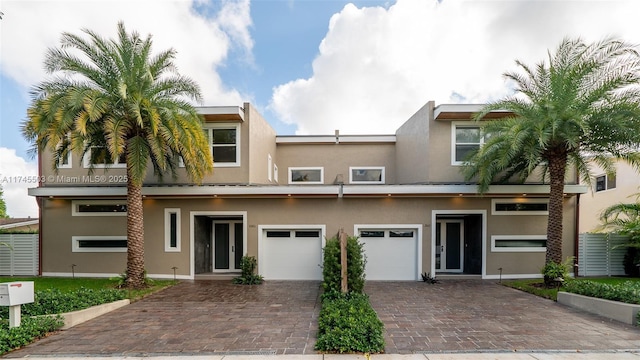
(340, 228), (348, 293)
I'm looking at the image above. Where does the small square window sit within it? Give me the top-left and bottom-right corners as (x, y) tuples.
(452, 122), (488, 165)
(595, 174), (616, 192)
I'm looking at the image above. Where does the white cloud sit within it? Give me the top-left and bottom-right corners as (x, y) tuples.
(270, 0), (640, 135)
(0, 0), (251, 105)
(0, 148), (38, 218)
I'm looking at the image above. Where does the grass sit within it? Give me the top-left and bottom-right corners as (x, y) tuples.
(0, 277), (177, 301)
(503, 277), (640, 301)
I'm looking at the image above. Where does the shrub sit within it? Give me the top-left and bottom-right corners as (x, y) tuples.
(541, 257), (573, 287)
(315, 292), (385, 353)
(564, 280), (640, 305)
(322, 235), (366, 293)
(0, 288), (127, 319)
(0, 315), (64, 355)
(233, 255), (264, 285)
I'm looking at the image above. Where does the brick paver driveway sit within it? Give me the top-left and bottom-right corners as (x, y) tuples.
(366, 280), (640, 354)
(4, 281), (321, 357)
(5, 279), (640, 358)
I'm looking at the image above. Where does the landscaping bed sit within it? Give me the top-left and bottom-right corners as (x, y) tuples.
(504, 277), (640, 326)
(0, 277), (176, 355)
(315, 234), (385, 353)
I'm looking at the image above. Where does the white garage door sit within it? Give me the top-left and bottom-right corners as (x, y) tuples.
(359, 229), (418, 280)
(261, 229), (323, 280)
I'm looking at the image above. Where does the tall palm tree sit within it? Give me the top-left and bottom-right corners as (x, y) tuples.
(23, 22), (213, 288)
(463, 37), (640, 266)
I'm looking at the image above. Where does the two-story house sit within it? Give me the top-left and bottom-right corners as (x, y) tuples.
(28, 101), (587, 280)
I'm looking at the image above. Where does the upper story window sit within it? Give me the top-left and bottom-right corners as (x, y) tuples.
(452, 122), (486, 165)
(288, 167), (323, 184)
(273, 164), (279, 183)
(57, 152), (72, 169)
(83, 146), (126, 168)
(595, 173), (616, 192)
(349, 167), (385, 184)
(268, 154), (273, 182)
(205, 124), (240, 167)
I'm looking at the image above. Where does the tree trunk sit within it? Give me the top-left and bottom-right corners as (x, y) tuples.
(125, 166), (146, 289)
(546, 152), (567, 265)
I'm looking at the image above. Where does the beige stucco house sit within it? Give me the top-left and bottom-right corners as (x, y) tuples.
(579, 160), (640, 233)
(28, 101), (587, 280)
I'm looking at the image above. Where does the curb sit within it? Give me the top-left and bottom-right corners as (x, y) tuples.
(59, 299), (130, 330)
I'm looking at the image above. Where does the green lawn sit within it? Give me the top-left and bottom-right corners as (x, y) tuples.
(503, 277), (640, 301)
(0, 277), (177, 301)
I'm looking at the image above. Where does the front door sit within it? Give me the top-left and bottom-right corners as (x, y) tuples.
(435, 220), (464, 273)
(213, 222), (243, 271)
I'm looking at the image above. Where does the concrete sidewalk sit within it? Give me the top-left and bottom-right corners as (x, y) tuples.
(7, 352), (640, 359)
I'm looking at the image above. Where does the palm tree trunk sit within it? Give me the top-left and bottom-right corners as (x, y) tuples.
(546, 152), (567, 264)
(125, 166), (146, 289)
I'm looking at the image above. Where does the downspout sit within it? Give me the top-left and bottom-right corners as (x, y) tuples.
(37, 150), (43, 276)
(574, 192), (580, 278)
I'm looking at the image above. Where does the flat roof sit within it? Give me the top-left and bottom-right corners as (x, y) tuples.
(197, 106), (244, 121)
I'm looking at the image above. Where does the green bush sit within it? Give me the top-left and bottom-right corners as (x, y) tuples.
(0, 315), (64, 355)
(322, 235), (366, 293)
(315, 292), (385, 353)
(233, 255), (264, 285)
(0, 287), (127, 319)
(564, 280), (640, 305)
(541, 257), (573, 287)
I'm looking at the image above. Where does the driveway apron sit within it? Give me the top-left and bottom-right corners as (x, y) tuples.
(366, 280), (640, 354)
(4, 281), (322, 357)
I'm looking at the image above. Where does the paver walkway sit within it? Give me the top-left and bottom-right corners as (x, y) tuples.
(365, 280), (640, 354)
(4, 280), (322, 357)
(4, 279), (640, 358)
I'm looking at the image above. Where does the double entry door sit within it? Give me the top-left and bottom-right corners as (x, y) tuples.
(435, 220), (464, 273)
(212, 221), (243, 271)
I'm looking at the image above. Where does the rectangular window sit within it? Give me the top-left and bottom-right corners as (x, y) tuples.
(72, 236), (127, 253)
(72, 200), (127, 216)
(349, 167), (385, 184)
(452, 122), (487, 165)
(204, 124), (240, 166)
(164, 208), (181, 252)
(268, 154), (273, 182)
(288, 167), (324, 184)
(595, 174), (616, 192)
(491, 199), (549, 215)
(390, 230), (414, 238)
(295, 230), (320, 237)
(58, 152), (72, 169)
(273, 164), (279, 183)
(266, 231), (291, 237)
(360, 230), (385, 238)
(491, 235), (546, 252)
(83, 146), (126, 168)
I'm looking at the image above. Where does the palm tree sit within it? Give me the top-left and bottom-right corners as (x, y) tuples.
(463, 37), (640, 266)
(23, 22), (213, 288)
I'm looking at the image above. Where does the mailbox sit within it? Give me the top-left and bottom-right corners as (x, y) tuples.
(0, 282), (34, 306)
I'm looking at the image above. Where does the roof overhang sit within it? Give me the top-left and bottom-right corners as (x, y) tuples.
(29, 184), (588, 198)
(434, 104), (513, 120)
(0, 219), (39, 230)
(197, 106), (244, 122)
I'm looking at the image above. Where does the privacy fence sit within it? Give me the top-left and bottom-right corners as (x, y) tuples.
(0, 233), (39, 276)
(577, 233), (627, 277)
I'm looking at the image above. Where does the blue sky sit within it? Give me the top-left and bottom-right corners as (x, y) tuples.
(1, 0), (640, 217)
